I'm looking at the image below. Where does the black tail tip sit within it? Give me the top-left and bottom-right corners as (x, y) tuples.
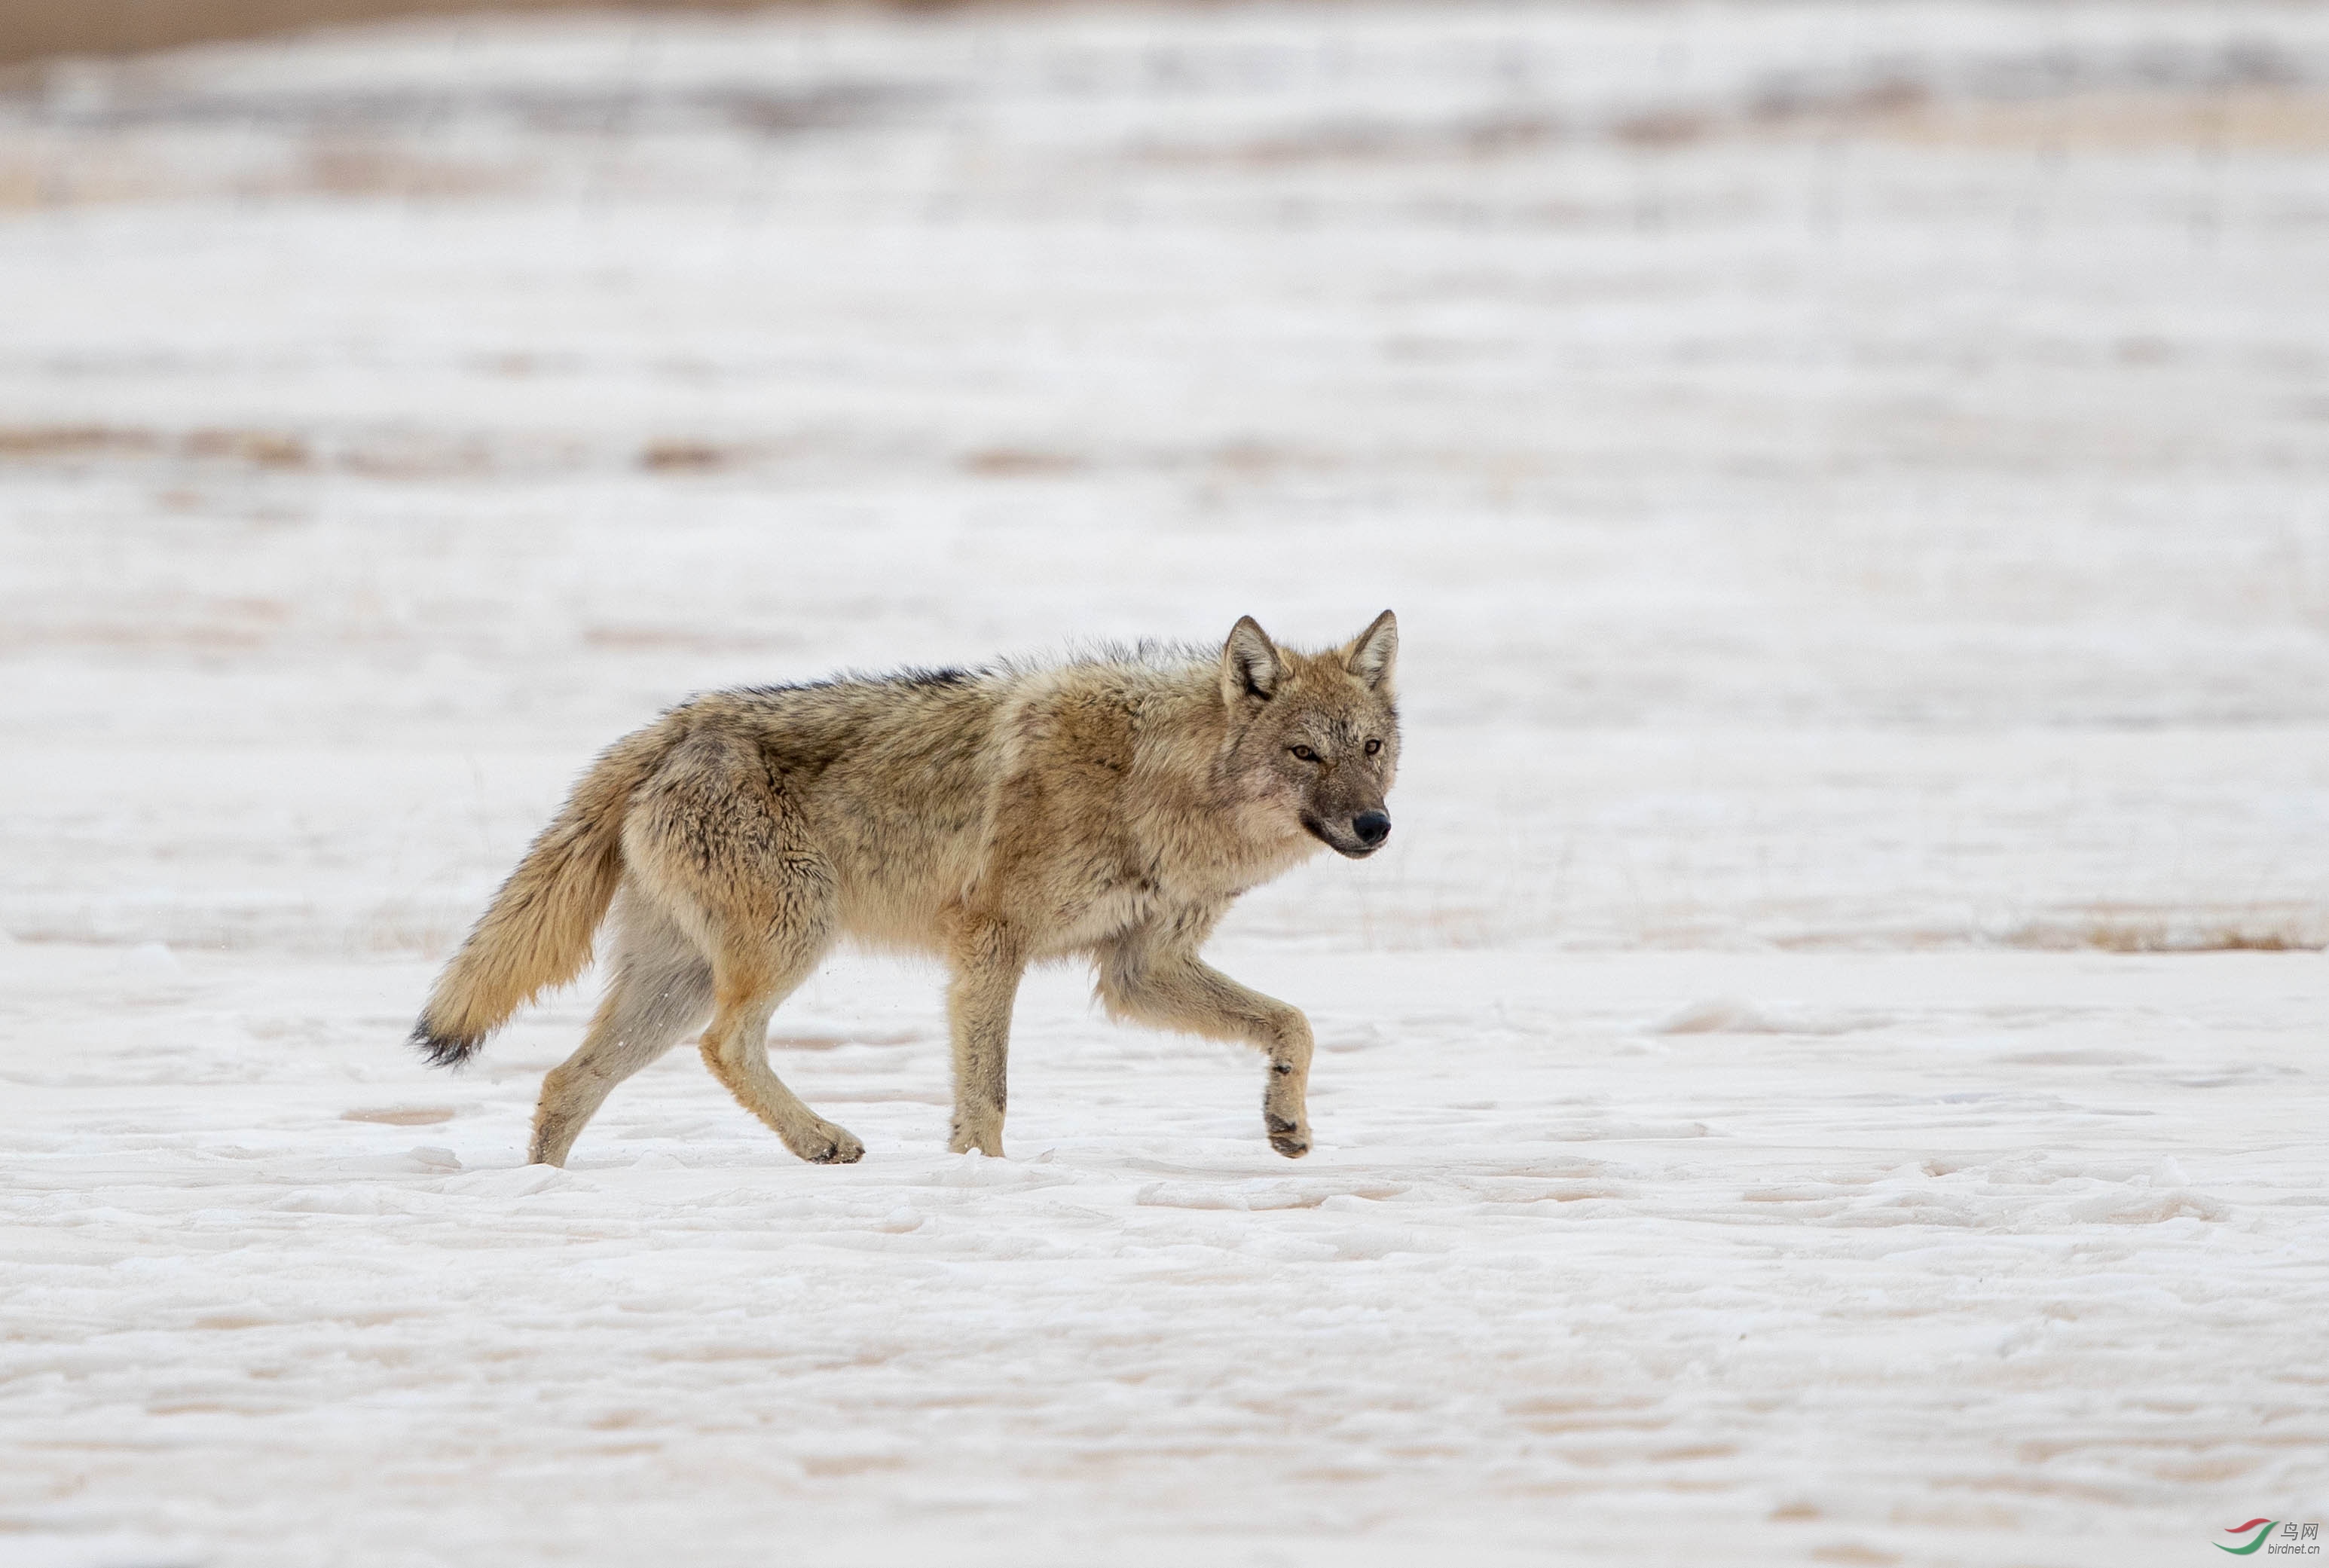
(409, 1022), (480, 1070)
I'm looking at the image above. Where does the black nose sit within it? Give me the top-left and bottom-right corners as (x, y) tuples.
(1352, 811), (1391, 847)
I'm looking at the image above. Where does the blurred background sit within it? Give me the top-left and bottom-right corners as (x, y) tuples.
(2, 0), (2325, 960)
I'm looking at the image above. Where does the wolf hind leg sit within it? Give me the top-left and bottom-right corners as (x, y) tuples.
(677, 854), (857, 1164)
(530, 890), (714, 1167)
(624, 729), (862, 1165)
(698, 919), (861, 1164)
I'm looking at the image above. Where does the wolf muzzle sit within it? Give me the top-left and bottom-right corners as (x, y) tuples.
(1306, 810), (1392, 859)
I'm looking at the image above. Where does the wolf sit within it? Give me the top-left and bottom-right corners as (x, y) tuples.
(408, 611), (1398, 1168)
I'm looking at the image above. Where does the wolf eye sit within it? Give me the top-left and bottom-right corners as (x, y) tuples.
(1364, 738), (1383, 756)
(1289, 745), (1319, 763)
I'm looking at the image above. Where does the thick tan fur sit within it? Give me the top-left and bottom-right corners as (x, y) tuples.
(409, 612), (1400, 1167)
(410, 718), (686, 1065)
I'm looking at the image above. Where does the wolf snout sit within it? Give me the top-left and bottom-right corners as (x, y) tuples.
(1352, 810), (1391, 848)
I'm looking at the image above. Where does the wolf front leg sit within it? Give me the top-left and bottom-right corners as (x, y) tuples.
(1098, 944), (1316, 1159)
(945, 918), (1025, 1157)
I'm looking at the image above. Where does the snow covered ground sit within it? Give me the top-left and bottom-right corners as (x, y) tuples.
(3, 3), (2327, 1563)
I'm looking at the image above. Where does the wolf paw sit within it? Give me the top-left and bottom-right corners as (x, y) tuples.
(946, 1110), (1007, 1158)
(791, 1123), (866, 1165)
(1266, 1114), (1310, 1160)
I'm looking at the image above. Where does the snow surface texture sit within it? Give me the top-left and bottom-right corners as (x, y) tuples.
(3, 3), (2327, 1564)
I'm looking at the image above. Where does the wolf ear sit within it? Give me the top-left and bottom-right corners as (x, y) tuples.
(1221, 615), (1282, 705)
(1343, 609), (1398, 692)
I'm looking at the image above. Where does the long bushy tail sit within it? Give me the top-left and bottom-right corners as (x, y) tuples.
(410, 717), (683, 1068)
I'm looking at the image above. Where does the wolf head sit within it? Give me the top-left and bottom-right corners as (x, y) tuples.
(1218, 610), (1401, 859)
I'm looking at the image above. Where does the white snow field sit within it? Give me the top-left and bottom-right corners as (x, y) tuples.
(4, 2), (2328, 1564)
